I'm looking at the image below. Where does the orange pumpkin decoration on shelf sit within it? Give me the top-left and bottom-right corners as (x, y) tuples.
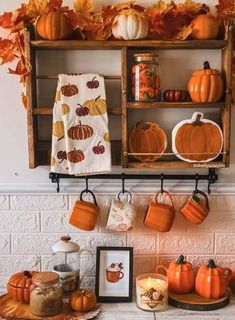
(156, 255), (195, 294)
(188, 61), (224, 103)
(195, 259), (232, 299)
(36, 9), (73, 40)
(61, 83), (79, 97)
(7, 271), (37, 304)
(70, 289), (97, 312)
(129, 122), (167, 162)
(172, 112), (223, 162)
(191, 13), (220, 40)
(67, 121), (94, 140)
(67, 149), (85, 163)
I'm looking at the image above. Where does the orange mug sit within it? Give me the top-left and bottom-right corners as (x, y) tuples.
(180, 190), (209, 224)
(69, 190), (100, 231)
(144, 190), (175, 232)
(106, 268), (124, 283)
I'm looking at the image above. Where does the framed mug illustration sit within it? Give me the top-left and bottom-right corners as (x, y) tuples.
(95, 247), (133, 302)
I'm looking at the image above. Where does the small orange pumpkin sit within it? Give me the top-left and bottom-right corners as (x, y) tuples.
(70, 289), (97, 312)
(188, 61), (224, 103)
(156, 255), (195, 294)
(36, 9), (73, 40)
(196, 259), (232, 299)
(191, 13), (220, 40)
(129, 122), (167, 162)
(7, 271), (37, 304)
(67, 149), (85, 163)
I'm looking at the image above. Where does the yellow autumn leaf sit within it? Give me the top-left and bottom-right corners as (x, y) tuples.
(27, 0), (49, 17)
(173, 24), (193, 40)
(74, 0), (95, 19)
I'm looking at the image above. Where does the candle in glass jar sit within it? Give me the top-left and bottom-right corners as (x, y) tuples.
(136, 273), (168, 311)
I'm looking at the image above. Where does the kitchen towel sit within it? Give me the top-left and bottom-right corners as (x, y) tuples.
(51, 74), (111, 175)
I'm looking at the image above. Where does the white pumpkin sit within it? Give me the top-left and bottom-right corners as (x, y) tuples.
(112, 13), (149, 40)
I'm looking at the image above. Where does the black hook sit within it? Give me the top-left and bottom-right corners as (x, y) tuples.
(56, 176), (60, 193)
(160, 173), (164, 194)
(208, 180), (211, 195)
(85, 176), (89, 192)
(121, 172), (125, 194)
(195, 173), (199, 193)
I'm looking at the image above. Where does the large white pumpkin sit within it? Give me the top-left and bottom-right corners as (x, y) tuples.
(112, 13), (149, 40)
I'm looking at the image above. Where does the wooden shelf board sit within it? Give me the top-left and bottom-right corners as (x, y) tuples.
(33, 107), (122, 115)
(128, 161), (226, 169)
(127, 101), (225, 109)
(31, 40), (228, 50)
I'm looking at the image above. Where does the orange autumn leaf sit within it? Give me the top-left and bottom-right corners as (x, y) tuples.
(216, 0), (235, 18)
(27, 0), (50, 17)
(74, 0), (95, 19)
(0, 38), (16, 65)
(173, 24), (193, 40)
(0, 12), (13, 29)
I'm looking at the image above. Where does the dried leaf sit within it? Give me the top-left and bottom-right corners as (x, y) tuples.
(216, 0), (235, 17)
(0, 12), (13, 29)
(0, 38), (15, 65)
(27, 0), (49, 17)
(173, 24), (193, 40)
(74, 0), (95, 18)
(48, 0), (63, 9)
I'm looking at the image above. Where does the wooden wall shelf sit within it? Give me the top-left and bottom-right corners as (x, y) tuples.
(25, 22), (233, 170)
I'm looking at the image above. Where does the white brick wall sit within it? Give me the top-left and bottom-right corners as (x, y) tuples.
(0, 193), (235, 291)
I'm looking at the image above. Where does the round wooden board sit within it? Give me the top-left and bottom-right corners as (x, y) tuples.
(169, 291), (230, 311)
(0, 294), (101, 320)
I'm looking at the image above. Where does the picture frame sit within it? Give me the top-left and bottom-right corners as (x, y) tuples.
(95, 247), (133, 302)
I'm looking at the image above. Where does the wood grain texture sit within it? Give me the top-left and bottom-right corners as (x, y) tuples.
(127, 101), (225, 109)
(121, 47), (128, 168)
(168, 291), (230, 311)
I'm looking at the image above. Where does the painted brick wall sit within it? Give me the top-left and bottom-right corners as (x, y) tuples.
(0, 193), (235, 291)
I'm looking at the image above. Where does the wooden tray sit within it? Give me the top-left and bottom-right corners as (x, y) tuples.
(0, 294), (101, 320)
(169, 291), (230, 311)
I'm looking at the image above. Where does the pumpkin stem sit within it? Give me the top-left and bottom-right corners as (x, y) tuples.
(95, 95), (101, 101)
(92, 77), (96, 81)
(142, 122), (150, 130)
(23, 271), (32, 279)
(194, 113), (203, 126)
(82, 290), (86, 295)
(97, 141), (102, 146)
(177, 255), (185, 264)
(203, 61), (211, 70)
(208, 259), (217, 268)
(79, 121), (82, 126)
(77, 104), (83, 108)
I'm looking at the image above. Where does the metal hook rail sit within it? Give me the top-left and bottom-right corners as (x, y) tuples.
(49, 169), (218, 194)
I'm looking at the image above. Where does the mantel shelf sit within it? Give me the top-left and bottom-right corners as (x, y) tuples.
(31, 39), (228, 50)
(127, 101), (225, 109)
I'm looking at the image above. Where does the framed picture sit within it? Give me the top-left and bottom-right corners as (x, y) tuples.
(95, 247), (133, 302)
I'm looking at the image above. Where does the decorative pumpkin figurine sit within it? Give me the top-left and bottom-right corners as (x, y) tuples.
(7, 271), (38, 304)
(83, 96), (107, 116)
(87, 77), (99, 89)
(36, 9), (73, 40)
(70, 289), (97, 312)
(61, 103), (70, 116)
(191, 13), (220, 40)
(93, 141), (105, 154)
(188, 61), (224, 103)
(112, 12), (149, 40)
(163, 90), (190, 102)
(52, 121), (65, 141)
(61, 83), (79, 97)
(67, 149), (85, 163)
(129, 122), (167, 162)
(76, 104), (89, 117)
(172, 112), (223, 162)
(67, 121), (94, 140)
(196, 259), (232, 299)
(156, 255), (195, 294)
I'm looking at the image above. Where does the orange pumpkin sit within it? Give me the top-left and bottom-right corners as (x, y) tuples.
(129, 122), (167, 162)
(196, 260), (232, 299)
(70, 289), (97, 312)
(188, 61), (224, 103)
(7, 271), (37, 304)
(229, 272), (235, 295)
(36, 9), (73, 40)
(67, 121), (94, 140)
(67, 149), (85, 163)
(156, 255), (195, 294)
(61, 83), (79, 97)
(191, 13), (220, 40)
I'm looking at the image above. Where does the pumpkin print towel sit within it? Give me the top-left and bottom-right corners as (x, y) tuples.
(51, 74), (111, 175)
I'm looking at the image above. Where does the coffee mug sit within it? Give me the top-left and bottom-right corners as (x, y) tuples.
(144, 190), (175, 232)
(106, 263), (124, 283)
(180, 190), (209, 224)
(69, 190), (100, 231)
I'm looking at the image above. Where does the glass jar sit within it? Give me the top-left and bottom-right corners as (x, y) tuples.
(131, 53), (161, 102)
(30, 272), (63, 317)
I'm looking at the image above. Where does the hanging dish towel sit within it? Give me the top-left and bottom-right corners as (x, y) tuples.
(51, 74), (111, 175)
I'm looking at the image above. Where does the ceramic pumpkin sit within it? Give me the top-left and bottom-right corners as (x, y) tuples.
(67, 149), (85, 163)
(70, 289), (97, 312)
(7, 271), (37, 304)
(61, 83), (79, 97)
(36, 9), (73, 40)
(83, 96), (106, 115)
(52, 121), (65, 141)
(67, 121), (94, 140)
(112, 13), (149, 40)
(172, 112), (223, 162)
(195, 260), (232, 299)
(188, 61), (224, 103)
(191, 13), (220, 40)
(129, 122), (167, 162)
(156, 255), (195, 294)
(61, 103), (70, 115)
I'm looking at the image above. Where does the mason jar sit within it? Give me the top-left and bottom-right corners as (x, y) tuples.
(132, 53), (161, 102)
(30, 272), (63, 317)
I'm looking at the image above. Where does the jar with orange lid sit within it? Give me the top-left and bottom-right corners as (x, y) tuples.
(30, 271), (63, 316)
(131, 53), (161, 102)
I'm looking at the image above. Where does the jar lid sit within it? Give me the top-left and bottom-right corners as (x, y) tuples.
(134, 53), (159, 63)
(32, 272), (59, 286)
(52, 235), (80, 254)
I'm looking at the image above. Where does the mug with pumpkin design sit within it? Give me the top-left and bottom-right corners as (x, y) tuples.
(69, 190), (100, 231)
(106, 191), (136, 232)
(180, 190), (209, 224)
(144, 190), (175, 232)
